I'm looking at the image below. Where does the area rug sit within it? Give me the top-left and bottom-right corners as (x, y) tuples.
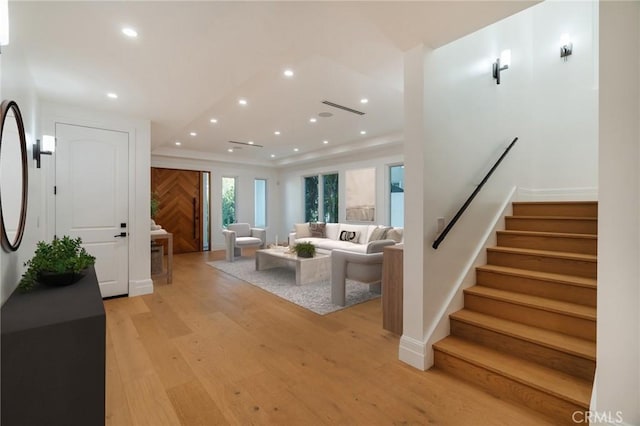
(207, 258), (380, 315)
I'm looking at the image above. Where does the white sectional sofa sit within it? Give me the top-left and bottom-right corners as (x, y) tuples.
(288, 222), (403, 254)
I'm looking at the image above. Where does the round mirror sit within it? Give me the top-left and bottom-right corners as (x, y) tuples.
(0, 100), (28, 252)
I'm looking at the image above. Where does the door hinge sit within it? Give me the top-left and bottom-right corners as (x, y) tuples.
(53, 186), (57, 195)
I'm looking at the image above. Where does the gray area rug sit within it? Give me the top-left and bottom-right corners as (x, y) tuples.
(207, 258), (380, 315)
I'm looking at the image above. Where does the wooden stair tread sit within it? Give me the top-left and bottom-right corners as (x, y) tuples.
(507, 215), (597, 220)
(451, 310), (596, 360)
(513, 201), (597, 206)
(464, 286), (596, 320)
(497, 230), (597, 240)
(487, 246), (597, 262)
(434, 336), (592, 408)
(476, 265), (597, 289)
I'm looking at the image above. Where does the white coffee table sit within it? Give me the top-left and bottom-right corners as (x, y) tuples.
(255, 247), (330, 286)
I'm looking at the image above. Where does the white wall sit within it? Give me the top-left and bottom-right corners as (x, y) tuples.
(0, 43), (43, 305)
(401, 1), (599, 369)
(151, 155), (280, 250)
(40, 102), (152, 297)
(278, 145), (403, 233)
(596, 2), (640, 424)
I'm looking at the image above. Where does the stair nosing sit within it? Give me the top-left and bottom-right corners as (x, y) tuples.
(476, 265), (597, 289)
(487, 246), (597, 262)
(450, 309), (596, 360)
(497, 230), (597, 240)
(506, 215), (597, 220)
(464, 286), (596, 320)
(512, 201), (597, 205)
(434, 336), (592, 408)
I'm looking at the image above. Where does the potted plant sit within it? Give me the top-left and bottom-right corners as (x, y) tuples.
(292, 241), (316, 258)
(19, 236), (96, 292)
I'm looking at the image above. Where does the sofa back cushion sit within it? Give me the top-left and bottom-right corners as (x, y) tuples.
(309, 222), (326, 238)
(325, 223), (340, 240)
(228, 223), (251, 237)
(294, 223), (312, 238)
(387, 227), (404, 243)
(369, 226), (393, 241)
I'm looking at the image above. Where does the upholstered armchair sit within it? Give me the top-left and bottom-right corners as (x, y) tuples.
(222, 223), (266, 262)
(330, 239), (396, 306)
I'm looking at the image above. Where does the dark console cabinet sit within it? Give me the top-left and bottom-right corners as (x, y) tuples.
(1, 267), (105, 426)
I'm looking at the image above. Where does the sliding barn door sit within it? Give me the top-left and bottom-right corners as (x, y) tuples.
(151, 168), (202, 254)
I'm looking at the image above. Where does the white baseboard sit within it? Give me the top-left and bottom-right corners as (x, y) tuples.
(399, 335), (429, 370)
(517, 186), (598, 201)
(129, 278), (154, 297)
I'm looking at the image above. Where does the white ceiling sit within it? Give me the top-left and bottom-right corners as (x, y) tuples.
(8, 1), (535, 166)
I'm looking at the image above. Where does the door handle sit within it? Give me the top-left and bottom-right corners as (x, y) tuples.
(114, 232), (127, 238)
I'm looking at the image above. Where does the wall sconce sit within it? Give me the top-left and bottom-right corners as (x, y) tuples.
(560, 34), (573, 61)
(492, 49), (511, 85)
(33, 139), (53, 169)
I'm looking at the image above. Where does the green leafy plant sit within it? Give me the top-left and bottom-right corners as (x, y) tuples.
(19, 236), (96, 292)
(150, 192), (160, 219)
(292, 241), (316, 258)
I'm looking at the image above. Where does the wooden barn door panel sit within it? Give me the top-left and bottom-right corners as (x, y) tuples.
(151, 168), (202, 254)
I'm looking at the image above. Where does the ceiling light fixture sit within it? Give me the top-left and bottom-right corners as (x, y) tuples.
(360, 130), (367, 135)
(360, 98), (369, 104)
(274, 131), (280, 135)
(190, 132), (197, 136)
(270, 154), (276, 158)
(121, 27), (138, 38)
(238, 99), (248, 105)
(107, 93), (118, 99)
(248, 141), (254, 145)
(175, 141), (181, 146)
(323, 140), (329, 144)
(283, 69), (294, 77)
(294, 148), (299, 152)
(210, 118), (218, 123)
(309, 118), (317, 123)
(227, 148), (233, 153)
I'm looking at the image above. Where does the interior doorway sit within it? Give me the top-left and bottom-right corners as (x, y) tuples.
(151, 167), (210, 254)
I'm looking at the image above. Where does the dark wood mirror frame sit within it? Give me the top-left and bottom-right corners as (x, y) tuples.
(0, 100), (28, 252)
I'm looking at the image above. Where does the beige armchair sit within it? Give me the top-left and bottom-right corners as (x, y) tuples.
(222, 223), (266, 262)
(330, 239), (396, 306)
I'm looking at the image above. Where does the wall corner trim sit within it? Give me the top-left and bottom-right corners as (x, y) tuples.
(129, 279), (153, 297)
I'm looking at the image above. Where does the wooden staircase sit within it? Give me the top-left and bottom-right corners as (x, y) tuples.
(433, 201), (597, 424)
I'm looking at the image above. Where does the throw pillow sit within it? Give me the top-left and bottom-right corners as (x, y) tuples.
(309, 222), (326, 238)
(294, 223), (312, 238)
(369, 226), (392, 241)
(339, 230), (359, 242)
(386, 228), (403, 243)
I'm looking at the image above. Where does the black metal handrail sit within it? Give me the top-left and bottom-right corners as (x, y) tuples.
(432, 137), (519, 250)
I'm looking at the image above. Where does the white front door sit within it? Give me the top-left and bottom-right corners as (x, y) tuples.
(55, 123), (129, 297)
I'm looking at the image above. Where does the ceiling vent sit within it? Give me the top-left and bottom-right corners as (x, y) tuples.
(228, 140), (263, 148)
(321, 100), (365, 115)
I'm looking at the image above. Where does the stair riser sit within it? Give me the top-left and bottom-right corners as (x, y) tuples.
(487, 251), (596, 279)
(476, 270), (596, 307)
(497, 233), (597, 255)
(464, 294), (596, 341)
(506, 218), (597, 234)
(434, 350), (588, 425)
(451, 320), (595, 381)
(512, 203), (598, 218)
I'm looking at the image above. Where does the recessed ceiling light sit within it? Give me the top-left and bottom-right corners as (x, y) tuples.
(323, 140), (329, 144)
(175, 141), (181, 146)
(210, 118), (218, 123)
(107, 93), (118, 99)
(294, 148), (299, 152)
(274, 131), (280, 135)
(248, 141), (254, 145)
(283, 69), (294, 77)
(227, 148), (233, 153)
(270, 154), (276, 158)
(360, 98), (369, 104)
(190, 132), (197, 136)
(238, 99), (248, 105)
(360, 130), (367, 135)
(121, 27), (138, 38)
(309, 118), (317, 123)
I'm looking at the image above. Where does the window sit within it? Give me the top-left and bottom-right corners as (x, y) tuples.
(222, 177), (236, 228)
(254, 179), (267, 228)
(390, 165), (404, 227)
(322, 173), (339, 223)
(304, 176), (319, 222)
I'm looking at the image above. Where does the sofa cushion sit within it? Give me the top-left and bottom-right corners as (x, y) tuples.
(228, 223), (251, 237)
(235, 236), (263, 247)
(387, 228), (404, 243)
(325, 223), (340, 240)
(369, 226), (392, 241)
(294, 223), (311, 238)
(339, 230), (359, 243)
(309, 222), (326, 238)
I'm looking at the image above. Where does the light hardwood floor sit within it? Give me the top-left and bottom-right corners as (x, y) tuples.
(105, 251), (554, 426)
